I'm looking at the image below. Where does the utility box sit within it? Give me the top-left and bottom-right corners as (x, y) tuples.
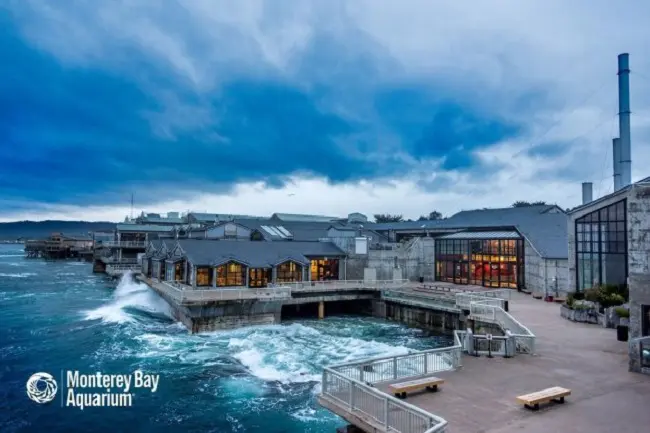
(354, 237), (368, 255)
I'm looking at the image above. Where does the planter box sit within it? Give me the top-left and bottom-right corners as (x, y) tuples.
(560, 304), (599, 324)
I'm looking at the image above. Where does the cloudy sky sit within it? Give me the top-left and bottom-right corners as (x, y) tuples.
(1, 0), (650, 222)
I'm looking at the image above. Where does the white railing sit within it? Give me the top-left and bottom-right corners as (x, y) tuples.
(321, 331), (463, 433)
(157, 281), (292, 304)
(100, 241), (147, 248)
(102, 257), (140, 264)
(106, 264), (141, 272)
(468, 301), (536, 354)
(285, 279), (410, 293)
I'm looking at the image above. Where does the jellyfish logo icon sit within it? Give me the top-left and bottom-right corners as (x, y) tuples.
(26, 372), (58, 404)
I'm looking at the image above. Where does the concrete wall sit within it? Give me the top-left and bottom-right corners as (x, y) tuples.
(326, 235), (435, 281)
(371, 299), (459, 332)
(627, 185), (650, 374)
(523, 240), (568, 296)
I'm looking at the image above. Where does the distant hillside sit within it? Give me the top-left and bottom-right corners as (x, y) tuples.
(0, 220), (116, 240)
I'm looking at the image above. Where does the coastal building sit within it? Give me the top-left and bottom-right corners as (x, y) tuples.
(135, 211), (184, 226)
(143, 239), (347, 287)
(25, 232), (94, 259)
(367, 204), (569, 295)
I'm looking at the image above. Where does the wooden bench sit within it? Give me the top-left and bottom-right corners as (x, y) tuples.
(516, 386), (571, 411)
(389, 376), (445, 399)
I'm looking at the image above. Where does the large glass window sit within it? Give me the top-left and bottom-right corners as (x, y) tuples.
(196, 267), (210, 286)
(575, 199), (627, 291)
(249, 268), (271, 288)
(435, 236), (524, 289)
(277, 261), (302, 283)
(310, 259), (339, 281)
(174, 261), (185, 281)
(216, 262), (246, 287)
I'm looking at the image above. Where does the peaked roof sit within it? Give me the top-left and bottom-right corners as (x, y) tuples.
(175, 239), (345, 267)
(366, 205), (568, 259)
(271, 213), (340, 223)
(568, 175), (650, 215)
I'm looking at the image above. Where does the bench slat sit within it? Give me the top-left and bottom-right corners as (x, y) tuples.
(389, 376), (444, 393)
(517, 387), (571, 405)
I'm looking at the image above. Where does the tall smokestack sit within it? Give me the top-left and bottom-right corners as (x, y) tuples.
(613, 138), (622, 191)
(618, 53), (631, 187)
(582, 182), (593, 205)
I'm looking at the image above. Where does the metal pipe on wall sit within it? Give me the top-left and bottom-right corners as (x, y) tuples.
(613, 138), (622, 191)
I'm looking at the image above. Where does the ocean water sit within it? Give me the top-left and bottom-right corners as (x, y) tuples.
(0, 244), (451, 433)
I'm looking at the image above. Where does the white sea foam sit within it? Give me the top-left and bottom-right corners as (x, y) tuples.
(0, 272), (36, 278)
(83, 273), (172, 323)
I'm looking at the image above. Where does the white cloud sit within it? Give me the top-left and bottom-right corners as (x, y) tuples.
(5, 0), (650, 221)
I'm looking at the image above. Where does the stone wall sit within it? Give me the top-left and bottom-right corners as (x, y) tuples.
(628, 185), (650, 374)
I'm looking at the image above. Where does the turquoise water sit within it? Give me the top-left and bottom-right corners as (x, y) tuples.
(0, 244), (451, 432)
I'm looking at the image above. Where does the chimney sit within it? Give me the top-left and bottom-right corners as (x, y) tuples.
(582, 182), (593, 205)
(612, 138), (622, 191)
(617, 53), (632, 187)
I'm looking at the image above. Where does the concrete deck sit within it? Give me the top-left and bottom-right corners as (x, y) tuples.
(377, 292), (650, 433)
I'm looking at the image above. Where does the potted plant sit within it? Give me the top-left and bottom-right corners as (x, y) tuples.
(614, 306), (629, 342)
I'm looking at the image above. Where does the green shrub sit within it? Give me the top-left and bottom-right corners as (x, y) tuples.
(573, 291), (585, 300)
(584, 287), (600, 303)
(583, 286), (627, 308)
(566, 293), (576, 308)
(573, 302), (593, 311)
(614, 306), (630, 318)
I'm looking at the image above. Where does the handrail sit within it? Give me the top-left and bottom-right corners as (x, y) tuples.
(100, 241), (147, 248)
(156, 280), (292, 304)
(322, 331), (463, 433)
(320, 289), (535, 432)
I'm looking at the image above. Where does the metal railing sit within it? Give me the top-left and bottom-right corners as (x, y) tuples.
(321, 331), (463, 433)
(99, 241), (147, 248)
(156, 281), (292, 304)
(468, 300), (535, 354)
(284, 279), (410, 293)
(106, 264), (141, 270)
(101, 257), (140, 264)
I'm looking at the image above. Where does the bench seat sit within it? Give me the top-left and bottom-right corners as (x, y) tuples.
(516, 386), (571, 410)
(389, 376), (444, 398)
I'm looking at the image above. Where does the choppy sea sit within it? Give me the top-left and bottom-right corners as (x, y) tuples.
(0, 244), (451, 432)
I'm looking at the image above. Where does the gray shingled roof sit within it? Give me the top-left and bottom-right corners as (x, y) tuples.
(271, 213), (339, 223)
(188, 212), (261, 222)
(116, 224), (175, 233)
(175, 239), (345, 267)
(366, 205), (568, 259)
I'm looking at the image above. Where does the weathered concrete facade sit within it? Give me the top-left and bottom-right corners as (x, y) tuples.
(524, 238), (568, 296)
(627, 184), (650, 374)
(567, 179), (650, 374)
(371, 299), (460, 332)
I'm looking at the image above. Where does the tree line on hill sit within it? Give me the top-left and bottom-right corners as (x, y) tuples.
(373, 201), (549, 223)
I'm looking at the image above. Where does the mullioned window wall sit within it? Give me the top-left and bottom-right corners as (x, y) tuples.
(435, 238), (525, 289)
(575, 199), (627, 291)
